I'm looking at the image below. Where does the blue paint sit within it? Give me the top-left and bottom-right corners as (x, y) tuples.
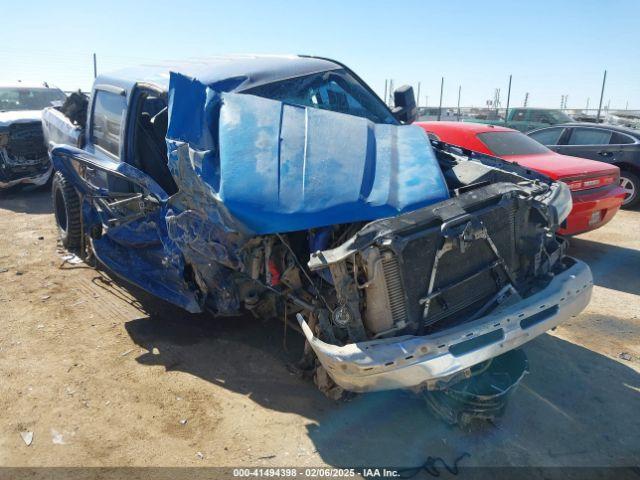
(166, 73), (449, 234)
(47, 59), (450, 314)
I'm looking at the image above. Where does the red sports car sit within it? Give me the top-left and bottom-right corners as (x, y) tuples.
(417, 122), (626, 235)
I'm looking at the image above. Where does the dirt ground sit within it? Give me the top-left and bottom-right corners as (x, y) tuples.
(0, 186), (639, 471)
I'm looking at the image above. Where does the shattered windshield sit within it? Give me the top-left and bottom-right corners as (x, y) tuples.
(244, 69), (397, 125)
(0, 87), (67, 112)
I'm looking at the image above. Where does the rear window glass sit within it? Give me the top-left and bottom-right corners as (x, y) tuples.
(529, 111), (552, 122)
(91, 90), (126, 157)
(529, 128), (565, 145)
(610, 132), (636, 145)
(477, 131), (549, 156)
(568, 127), (612, 146)
(512, 111), (527, 121)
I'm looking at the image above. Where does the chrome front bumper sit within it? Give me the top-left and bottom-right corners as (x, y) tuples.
(299, 258), (592, 393)
(0, 164), (52, 189)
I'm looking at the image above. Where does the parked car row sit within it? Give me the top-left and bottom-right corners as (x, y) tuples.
(416, 122), (626, 235)
(528, 123), (640, 207)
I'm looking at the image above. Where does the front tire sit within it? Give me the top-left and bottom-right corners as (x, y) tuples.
(52, 171), (82, 250)
(620, 171), (639, 209)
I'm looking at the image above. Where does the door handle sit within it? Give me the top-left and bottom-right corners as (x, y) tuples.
(597, 151), (613, 157)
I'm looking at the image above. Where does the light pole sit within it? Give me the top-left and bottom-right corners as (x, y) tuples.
(437, 77), (444, 121)
(505, 75), (512, 122)
(596, 70), (607, 122)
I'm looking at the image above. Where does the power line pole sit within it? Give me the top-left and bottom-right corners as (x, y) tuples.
(437, 77), (444, 121)
(596, 69), (607, 122)
(523, 92), (529, 107)
(416, 82), (421, 108)
(505, 74), (512, 122)
(383, 79), (388, 106)
(560, 95), (569, 110)
(586, 97), (590, 112)
(457, 85), (462, 121)
(93, 53), (97, 79)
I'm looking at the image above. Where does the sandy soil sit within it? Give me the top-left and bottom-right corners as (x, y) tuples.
(0, 187), (638, 471)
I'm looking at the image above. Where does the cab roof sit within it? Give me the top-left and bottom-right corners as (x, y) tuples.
(93, 54), (342, 94)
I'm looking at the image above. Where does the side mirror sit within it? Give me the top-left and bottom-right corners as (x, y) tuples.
(392, 85), (417, 124)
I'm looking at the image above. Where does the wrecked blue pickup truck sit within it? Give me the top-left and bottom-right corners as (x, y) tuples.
(42, 55), (592, 421)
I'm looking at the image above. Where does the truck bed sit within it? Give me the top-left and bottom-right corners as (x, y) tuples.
(42, 107), (84, 151)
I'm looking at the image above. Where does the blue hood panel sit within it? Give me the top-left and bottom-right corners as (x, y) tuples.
(166, 72), (449, 234)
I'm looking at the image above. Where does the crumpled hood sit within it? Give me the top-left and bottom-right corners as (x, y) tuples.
(0, 110), (43, 128)
(166, 72), (449, 234)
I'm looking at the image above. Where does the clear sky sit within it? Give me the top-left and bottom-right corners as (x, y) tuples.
(2, 0), (639, 109)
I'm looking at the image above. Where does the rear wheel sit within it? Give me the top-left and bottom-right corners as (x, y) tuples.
(619, 171), (639, 209)
(52, 171), (82, 250)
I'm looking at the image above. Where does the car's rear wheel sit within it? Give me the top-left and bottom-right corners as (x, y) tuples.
(52, 171), (82, 249)
(619, 171), (639, 209)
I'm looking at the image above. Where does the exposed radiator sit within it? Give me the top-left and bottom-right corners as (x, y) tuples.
(381, 252), (408, 328)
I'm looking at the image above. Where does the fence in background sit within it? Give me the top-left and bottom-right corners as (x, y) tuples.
(416, 106), (640, 124)
(4, 49), (637, 127)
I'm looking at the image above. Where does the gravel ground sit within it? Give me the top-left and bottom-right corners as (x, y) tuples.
(0, 187), (638, 471)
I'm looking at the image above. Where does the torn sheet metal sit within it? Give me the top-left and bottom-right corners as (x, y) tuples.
(51, 145), (169, 201)
(166, 72), (450, 234)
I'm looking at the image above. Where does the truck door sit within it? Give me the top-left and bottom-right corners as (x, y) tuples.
(556, 126), (616, 165)
(508, 109), (529, 131)
(50, 85), (201, 313)
(526, 110), (553, 132)
(528, 126), (567, 153)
